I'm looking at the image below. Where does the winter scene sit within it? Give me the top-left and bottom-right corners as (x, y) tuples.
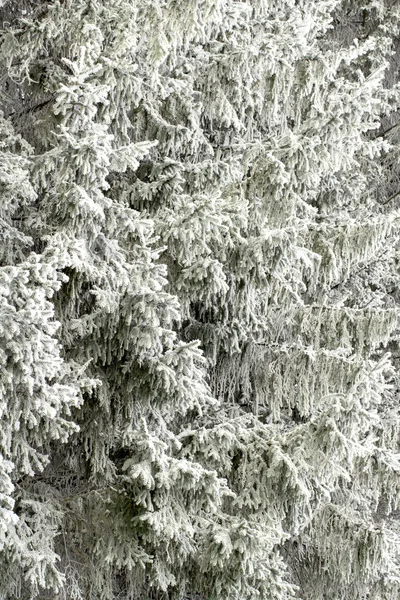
(1, 1), (400, 599)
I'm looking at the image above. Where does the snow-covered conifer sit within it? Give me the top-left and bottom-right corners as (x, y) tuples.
(1, 1), (400, 599)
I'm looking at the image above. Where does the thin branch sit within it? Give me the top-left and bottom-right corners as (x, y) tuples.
(381, 190), (400, 206)
(10, 95), (55, 120)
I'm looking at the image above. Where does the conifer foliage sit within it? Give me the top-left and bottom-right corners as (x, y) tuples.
(1, 1), (400, 599)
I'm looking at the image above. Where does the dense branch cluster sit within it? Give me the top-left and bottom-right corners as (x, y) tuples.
(1, 1), (400, 599)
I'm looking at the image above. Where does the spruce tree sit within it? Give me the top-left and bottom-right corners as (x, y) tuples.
(1, 1), (400, 600)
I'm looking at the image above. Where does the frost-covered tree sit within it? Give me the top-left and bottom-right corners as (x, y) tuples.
(0, 104), (87, 593)
(1, 1), (400, 599)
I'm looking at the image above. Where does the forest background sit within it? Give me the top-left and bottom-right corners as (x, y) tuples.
(1, 1), (400, 599)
